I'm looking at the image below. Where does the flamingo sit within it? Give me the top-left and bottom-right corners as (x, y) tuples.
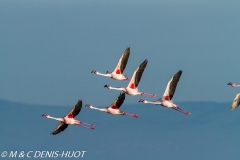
(139, 70), (191, 116)
(42, 100), (95, 135)
(85, 92), (138, 118)
(227, 82), (240, 87)
(230, 92), (240, 110)
(104, 59), (156, 98)
(91, 47), (130, 80)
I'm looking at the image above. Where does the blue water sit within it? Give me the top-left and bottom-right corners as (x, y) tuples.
(0, 100), (239, 160)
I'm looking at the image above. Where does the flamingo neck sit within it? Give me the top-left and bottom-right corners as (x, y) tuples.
(146, 101), (161, 105)
(48, 116), (63, 122)
(89, 106), (108, 112)
(96, 72), (111, 77)
(109, 86), (125, 91)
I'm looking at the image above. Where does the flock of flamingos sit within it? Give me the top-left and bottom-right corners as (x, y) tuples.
(42, 47), (240, 135)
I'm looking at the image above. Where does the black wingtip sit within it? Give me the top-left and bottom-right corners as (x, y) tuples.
(139, 59), (148, 65)
(120, 92), (125, 97)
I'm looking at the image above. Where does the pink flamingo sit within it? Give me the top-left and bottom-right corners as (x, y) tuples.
(139, 70), (190, 116)
(42, 100), (95, 135)
(91, 47), (130, 80)
(85, 93), (138, 118)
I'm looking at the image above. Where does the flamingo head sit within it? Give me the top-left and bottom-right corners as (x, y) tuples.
(227, 82), (234, 86)
(104, 85), (110, 88)
(91, 70), (97, 74)
(139, 99), (146, 103)
(42, 114), (49, 118)
(85, 104), (91, 108)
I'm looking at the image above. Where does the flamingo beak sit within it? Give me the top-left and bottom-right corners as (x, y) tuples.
(91, 70), (97, 74)
(104, 85), (109, 88)
(227, 82), (232, 85)
(139, 99), (144, 103)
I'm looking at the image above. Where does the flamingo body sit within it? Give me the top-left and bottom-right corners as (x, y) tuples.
(125, 87), (139, 95)
(160, 99), (178, 108)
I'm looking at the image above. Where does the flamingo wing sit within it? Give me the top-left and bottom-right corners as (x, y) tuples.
(163, 70), (182, 100)
(52, 122), (69, 135)
(128, 59), (148, 89)
(108, 92), (125, 109)
(66, 100), (82, 118)
(113, 47), (130, 74)
(230, 92), (240, 110)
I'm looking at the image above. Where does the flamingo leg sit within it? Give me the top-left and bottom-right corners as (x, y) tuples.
(140, 92), (157, 98)
(172, 107), (191, 116)
(77, 123), (95, 130)
(80, 122), (96, 126)
(123, 112), (138, 118)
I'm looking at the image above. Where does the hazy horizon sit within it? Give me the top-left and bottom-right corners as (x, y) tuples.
(0, 97), (234, 107)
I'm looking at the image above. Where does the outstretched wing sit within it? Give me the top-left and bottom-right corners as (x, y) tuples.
(128, 59), (148, 89)
(230, 92), (240, 110)
(108, 92), (125, 109)
(52, 122), (69, 135)
(163, 70), (182, 100)
(66, 100), (82, 118)
(113, 47), (130, 74)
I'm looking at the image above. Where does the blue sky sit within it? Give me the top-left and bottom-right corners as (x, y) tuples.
(1, 0), (240, 106)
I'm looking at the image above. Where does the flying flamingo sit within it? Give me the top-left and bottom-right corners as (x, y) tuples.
(227, 82), (240, 87)
(42, 100), (95, 135)
(104, 59), (156, 98)
(91, 47), (130, 80)
(85, 92), (138, 118)
(139, 70), (191, 116)
(230, 92), (240, 110)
